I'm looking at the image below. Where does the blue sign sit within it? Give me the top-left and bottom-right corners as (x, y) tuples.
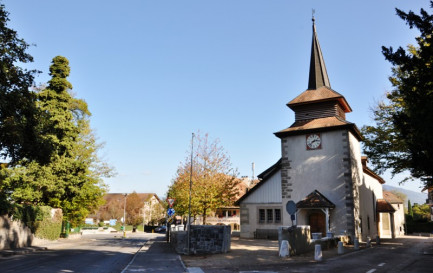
(109, 219), (117, 226)
(167, 208), (175, 217)
(286, 200), (296, 215)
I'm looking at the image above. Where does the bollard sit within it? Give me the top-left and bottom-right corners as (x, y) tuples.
(279, 240), (290, 257)
(366, 237), (371, 248)
(337, 241), (344, 254)
(314, 244), (322, 261)
(354, 238), (359, 250)
(375, 235), (380, 245)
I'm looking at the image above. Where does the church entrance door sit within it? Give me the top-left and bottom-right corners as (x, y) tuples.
(309, 212), (326, 236)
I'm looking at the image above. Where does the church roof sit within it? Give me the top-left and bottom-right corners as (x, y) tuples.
(287, 86), (352, 113)
(308, 17), (330, 90)
(296, 190), (335, 209)
(235, 159), (281, 205)
(274, 116), (362, 140)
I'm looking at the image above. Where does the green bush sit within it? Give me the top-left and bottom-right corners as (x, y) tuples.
(11, 204), (63, 240)
(34, 207), (62, 240)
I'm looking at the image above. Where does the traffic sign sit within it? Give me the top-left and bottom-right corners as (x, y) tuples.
(167, 208), (175, 217)
(286, 200), (296, 215)
(167, 198), (175, 208)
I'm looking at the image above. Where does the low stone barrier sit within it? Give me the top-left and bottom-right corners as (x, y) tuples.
(0, 215), (33, 250)
(170, 225), (231, 255)
(278, 226), (343, 256)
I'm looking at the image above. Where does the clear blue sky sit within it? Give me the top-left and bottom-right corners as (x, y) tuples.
(3, 0), (429, 197)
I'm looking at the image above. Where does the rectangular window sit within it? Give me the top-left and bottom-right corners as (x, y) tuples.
(267, 209), (273, 223)
(367, 216), (370, 230)
(275, 209), (281, 223)
(259, 209), (265, 223)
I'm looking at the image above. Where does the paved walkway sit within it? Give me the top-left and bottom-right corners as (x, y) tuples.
(122, 235), (187, 273)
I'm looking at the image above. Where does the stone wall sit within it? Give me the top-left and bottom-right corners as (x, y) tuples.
(0, 215), (33, 250)
(278, 225), (343, 256)
(170, 225), (231, 255)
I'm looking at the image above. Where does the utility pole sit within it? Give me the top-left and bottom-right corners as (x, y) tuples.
(123, 193), (127, 238)
(187, 132), (195, 254)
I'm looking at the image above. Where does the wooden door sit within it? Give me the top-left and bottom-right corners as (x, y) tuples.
(309, 212), (326, 236)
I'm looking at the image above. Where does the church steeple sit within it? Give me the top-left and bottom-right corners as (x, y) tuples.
(308, 17), (331, 90)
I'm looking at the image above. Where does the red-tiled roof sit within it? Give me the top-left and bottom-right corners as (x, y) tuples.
(104, 193), (160, 203)
(383, 191), (404, 204)
(376, 199), (396, 213)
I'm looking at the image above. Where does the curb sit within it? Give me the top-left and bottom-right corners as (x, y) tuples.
(0, 246), (47, 257)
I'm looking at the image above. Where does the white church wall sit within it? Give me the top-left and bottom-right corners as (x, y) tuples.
(348, 132), (365, 239)
(359, 172), (383, 240)
(282, 129), (350, 234)
(242, 170), (282, 204)
(239, 170), (282, 238)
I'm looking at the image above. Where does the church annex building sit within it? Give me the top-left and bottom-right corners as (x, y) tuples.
(236, 19), (404, 242)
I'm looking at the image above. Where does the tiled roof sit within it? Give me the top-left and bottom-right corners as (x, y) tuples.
(383, 191), (404, 204)
(296, 190), (335, 209)
(376, 199), (396, 213)
(104, 193), (159, 203)
(287, 87), (352, 113)
(274, 116), (361, 140)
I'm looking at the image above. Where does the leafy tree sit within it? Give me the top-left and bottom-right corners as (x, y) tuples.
(167, 132), (239, 224)
(411, 203), (431, 221)
(0, 3), (43, 165)
(126, 192), (144, 227)
(1, 56), (112, 225)
(408, 200), (413, 218)
(361, 2), (433, 186)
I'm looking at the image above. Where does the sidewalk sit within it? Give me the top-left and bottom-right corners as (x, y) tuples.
(122, 234), (187, 273)
(181, 236), (363, 272)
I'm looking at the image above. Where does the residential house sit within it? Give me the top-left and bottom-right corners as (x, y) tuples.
(383, 191), (405, 237)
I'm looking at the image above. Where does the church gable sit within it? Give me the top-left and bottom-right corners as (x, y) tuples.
(236, 159), (282, 205)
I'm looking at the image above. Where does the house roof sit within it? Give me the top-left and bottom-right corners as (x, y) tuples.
(274, 116), (362, 140)
(235, 159), (282, 205)
(376, 199), (396, 213)
(383, 191), (404, 204)
(361, 156), (385, 184)
(296, 190), (335, 209)
(104, 193), (161, 204)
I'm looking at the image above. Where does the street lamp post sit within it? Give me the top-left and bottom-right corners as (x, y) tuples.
(123, 193), (127, 238)
(187, 133), (195, 254)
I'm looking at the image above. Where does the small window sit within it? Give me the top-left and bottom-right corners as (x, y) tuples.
(275, 209), (281, 223)
(267, 209), (273, 223)
(259, 209), (265, 223)
(367, 216), (370, 230)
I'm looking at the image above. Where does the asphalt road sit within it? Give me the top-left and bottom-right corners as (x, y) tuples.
(0, 234), (148, 273)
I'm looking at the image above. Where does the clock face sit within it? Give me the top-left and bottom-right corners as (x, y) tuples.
(306, 133), (322, 150)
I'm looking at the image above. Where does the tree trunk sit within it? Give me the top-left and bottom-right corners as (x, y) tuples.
(202, 207), (207, 224)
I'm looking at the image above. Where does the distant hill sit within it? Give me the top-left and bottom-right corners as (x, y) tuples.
(382, 185), (427, 206)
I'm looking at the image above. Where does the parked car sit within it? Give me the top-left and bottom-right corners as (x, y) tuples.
(155, 225), (166, 233)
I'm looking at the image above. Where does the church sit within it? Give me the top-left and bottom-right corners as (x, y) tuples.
(236, 18), (402, 242)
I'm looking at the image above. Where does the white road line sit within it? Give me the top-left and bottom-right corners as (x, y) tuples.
(378, 263), (386, 267)
(366, 269), (376, 273)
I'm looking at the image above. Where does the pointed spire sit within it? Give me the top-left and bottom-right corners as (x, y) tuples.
(308, 16), (331, 90)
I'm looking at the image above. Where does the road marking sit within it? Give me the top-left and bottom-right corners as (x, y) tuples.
(378, 263), (386, 267)
(366, 270), (376, 273)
